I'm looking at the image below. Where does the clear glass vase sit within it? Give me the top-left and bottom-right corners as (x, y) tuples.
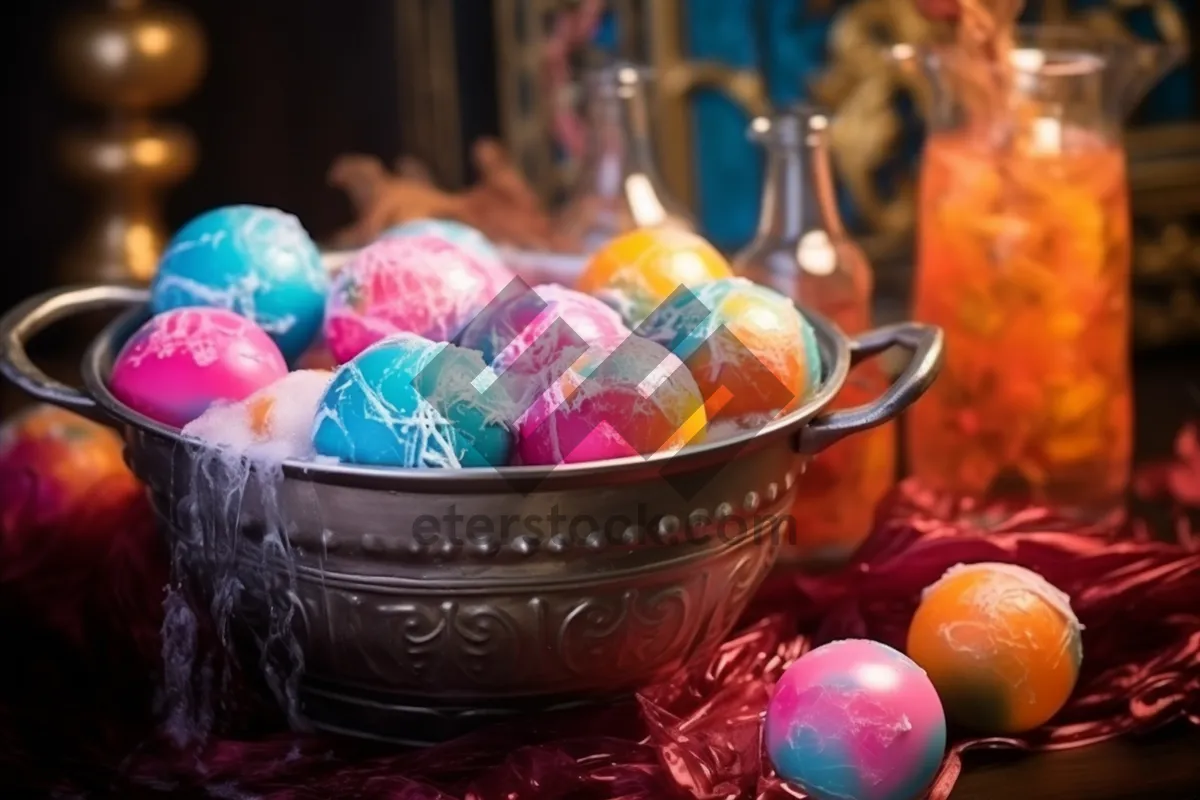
(556, 62), (694, 255)
(734, 105), (896, 568)
(903, 26), (1183, 516)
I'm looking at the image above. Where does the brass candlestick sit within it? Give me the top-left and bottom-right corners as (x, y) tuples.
(54, 0), (207, 285)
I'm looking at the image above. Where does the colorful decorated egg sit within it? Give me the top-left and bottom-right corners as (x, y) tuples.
(457, 283), (629, 402)
(183, 370), (334, 461)
(906, 562), (1083, 734)
(382, 218), (503, 269)
(0, 404), (140, 530)
(577, 228), (733, 325)
(312, 333), (514, 468)
(639, 277), (820, 420)
(516, 334), (706, 465)
(110, 307), (288, 428)
(150, 204), (329, 362)
(324, 235), (513, 364)
(766, 639), (947, 800)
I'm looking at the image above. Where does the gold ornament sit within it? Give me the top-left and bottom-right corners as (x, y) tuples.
(54, 0), (207, 284)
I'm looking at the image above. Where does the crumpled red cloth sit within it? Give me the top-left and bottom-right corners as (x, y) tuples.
(1, 426), (1198, 799)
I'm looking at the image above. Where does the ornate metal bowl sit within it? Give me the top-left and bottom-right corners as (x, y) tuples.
(0, 284), (942, 744)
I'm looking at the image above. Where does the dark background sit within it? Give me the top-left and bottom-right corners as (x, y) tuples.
(0, 0), (501, 312)
(1, 0), (1196, 426)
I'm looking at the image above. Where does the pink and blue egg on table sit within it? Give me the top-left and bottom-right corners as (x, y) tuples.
(765, 639), (947, 800)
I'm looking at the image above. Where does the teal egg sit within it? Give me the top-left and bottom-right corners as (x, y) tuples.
(151, 204), (329, 363)
(312, 334), (514, 468)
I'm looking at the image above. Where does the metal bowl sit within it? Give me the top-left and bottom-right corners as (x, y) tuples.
(0, 284), (942, 744)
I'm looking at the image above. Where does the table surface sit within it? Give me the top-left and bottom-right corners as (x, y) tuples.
(2, 326), (1198, 800)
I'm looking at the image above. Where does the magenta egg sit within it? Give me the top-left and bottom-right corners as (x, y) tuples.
(515, 371), (637, 465)
(109, 307), (288, 428)
(514, 335), (706, 466)
(457, 283), (629, 403)
(324, 235), (514, 364)
(765, 639), (947, 800)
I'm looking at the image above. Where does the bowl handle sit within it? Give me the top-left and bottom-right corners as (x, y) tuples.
(0, 284), (148, 423)
(796, 321), (944, 455)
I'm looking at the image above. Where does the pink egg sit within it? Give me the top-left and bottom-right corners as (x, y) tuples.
(457, 283), (629, 405)
(515, 336), (706, 465)
(324, 235), (514, 364)
(109, 307), (288, 428)
(765, 639), (946, 800)
(515, 371), (638, 465)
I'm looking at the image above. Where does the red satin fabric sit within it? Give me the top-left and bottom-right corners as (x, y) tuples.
(1, 425), (1197, 799)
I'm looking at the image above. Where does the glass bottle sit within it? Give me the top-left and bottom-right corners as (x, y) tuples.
(904, 26), (1181, 516)
(556, 61), (694, 255)
(734, 105), (896, 568)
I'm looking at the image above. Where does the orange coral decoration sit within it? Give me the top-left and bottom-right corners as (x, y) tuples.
(329, 139), (574, 253)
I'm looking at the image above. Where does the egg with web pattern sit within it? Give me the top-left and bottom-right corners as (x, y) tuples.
(311, 333), (514, 468)
(906, 562), (1083, 734)
(638, 277), (821, 420)
(457, 282), (629, 407)
(514, 334), (706, 465)
(323, 235), (513, 365)
(765, 639), (946, 800)
(151, 204), (329, 362)
(110, 307), (288, 428)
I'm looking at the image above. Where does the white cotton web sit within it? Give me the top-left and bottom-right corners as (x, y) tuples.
(161, 375), (333, 745)
(183, 370), (332, 463)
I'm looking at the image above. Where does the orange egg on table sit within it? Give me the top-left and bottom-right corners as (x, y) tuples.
(906, 562), (1083, 734)
(578, 228), (733, 325)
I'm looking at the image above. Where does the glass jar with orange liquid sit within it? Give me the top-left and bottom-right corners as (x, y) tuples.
(734, 106), (896, 567)
(904, 26), (1181, 515)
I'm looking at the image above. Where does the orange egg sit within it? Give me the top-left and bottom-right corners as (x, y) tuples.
(0, 404), (139, 528)
(906, 563), (1082, 733)
(2, 405), (132, 489)
(578, 228), (732, 324)
(638, 278), (822, 421)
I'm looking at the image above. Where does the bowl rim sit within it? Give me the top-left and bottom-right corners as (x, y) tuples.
(82, 302), (851, 492)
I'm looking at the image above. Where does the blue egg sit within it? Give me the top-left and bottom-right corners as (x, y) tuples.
(312, 333), (514, 468)
(151, 204), (329, 363)
(382, 218), (502, 266)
